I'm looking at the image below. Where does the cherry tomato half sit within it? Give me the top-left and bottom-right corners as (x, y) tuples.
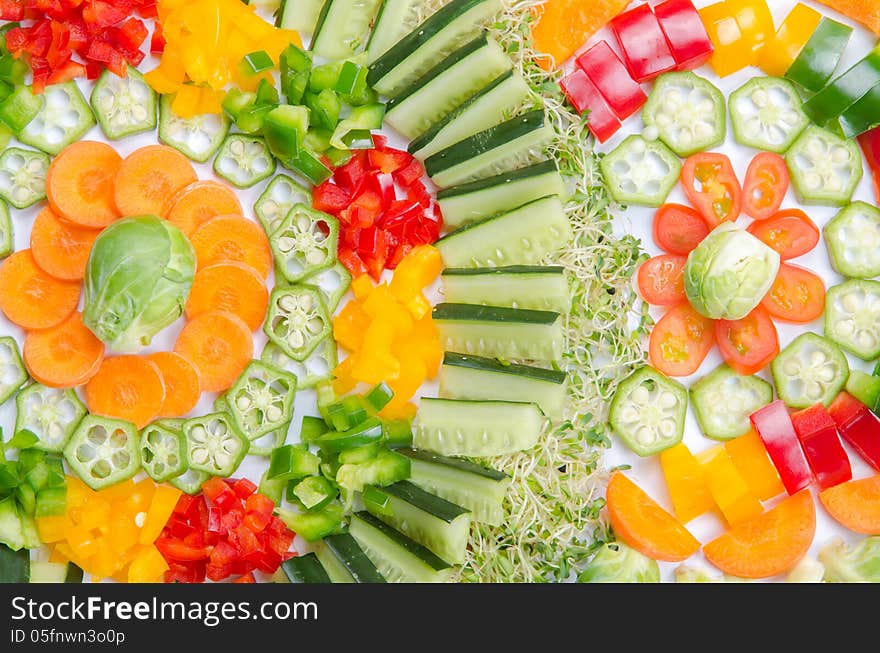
(747, 208), (819, 260)
(760, 263), (826, 323)
(680, 152), (742, 227)
(649, 302), (715, 377)
(652, 203), (710, 255)
(715, 305), (779, 376)
(636, 254), (688, 306)
(742, 152), (790, 221)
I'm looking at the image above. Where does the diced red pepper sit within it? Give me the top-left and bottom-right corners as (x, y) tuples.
(610, 3), (677, 83)
(233, 573), (256, 583)
(349, 190), (384, 228)
(560, 69), (621, 143)
(232, 477), (258, 500)
(202, 477), (234, 504)
(828, 392), (880, 471)
(338, 246), (369, 277)
(371, 133), (388, 149)
(750, 400), (815, 495)
(654, 0), (714, 70)
(313, 180), (351, 216)
(790, 403), (852, 490)
(395, 158), (424, 187)
(368, 147), (412, 174)
(575, 40), (647, 121)
(334, 150), (369, 191)
(0, 0), (25, 21)
(377, 172), (396, 206)
(150, 22), (165, 54)
(406, 179), (431, 208)
(859, 127), (880, 204)
(155, 536), (211, 562)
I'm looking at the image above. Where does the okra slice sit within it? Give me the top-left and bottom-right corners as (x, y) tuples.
(18, 81), (96, 156)
(0, 146), (49, 209)
(690, 363), (773, 441)
(15, 384), (86, 453)
(301, 261), (352, 313)
(63, 415), (140, 490)
(228, 360), (298, 440)
(158, 95), (230, 163)
(139, 419), (187, 483)
(642, 71), (726, 157)
(248, 423), (290, 457)
(609, 365), (687, 456)
(771, 332), (849, 408)
(824, 279), (880, 360)
(728, 77), (809, 153)
(823, 201), (880, 279)
(213, 134), (276, 188)
(264, 286), (332, 362)
(270, 204), (339, 284)
(784, 125), (863, 206)
(0, 336), (27, 407)
(255, 174), (312, 236)
(599, 135), (681, 208)
(183, 412), (249, 477)
(261, 338), (337, 389)
(0, 200), (12, 258)
(169, 468), (211, 495)
(90, 66), (158, 139)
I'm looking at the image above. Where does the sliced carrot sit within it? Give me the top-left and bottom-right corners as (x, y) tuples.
(114, 145), (198, 217)
(185, 262), (268, 331)
(819, 475), (880, 535)
(0, 250), (81, 330)
(531, 0), (630, 69)
(23, 311), (105, 388)
(189, 214), (272, 279)
(166, 180), (243, 236)
(84, 356), (166, 429)
(703, 489), (816, 579)
(815, 0), (880, 35)
(46, 140), (121, 228)
(605, 471), (701, 563)
(174, 310), (253, 393)
(146, 351), (203, 419)
(30, 206), (101, 281)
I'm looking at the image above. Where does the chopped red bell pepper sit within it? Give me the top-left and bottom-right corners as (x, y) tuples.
(369, 147), (412, 174)
(750, 400), (815, 495)
(150, 22), (165, 54)
(858, 127), (880, 204)
(232, 477), (258, 500)
(313, 180), (352, 215)
(654, 0), (714, 70)
(233, 573), (256, 583)
(559, 69), (621, 143)
(575, 40), (647, 121)
(610, 3), (677, 83)
(790, 403), (852, 490)
(828, 392), (880, 471)
(0, 0), (25, 21)
(395, 158), (425, 187)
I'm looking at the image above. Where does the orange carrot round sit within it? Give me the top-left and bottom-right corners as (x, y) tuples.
(166, 180), (243, 236)
(46, 140), (121, 228)
(24, 311), (105, 388)
(146, 351), (203, 418)
(819, 475), (880, 535)
(114, 145), (198, 217)
(189, 215), (272, 279)
(703, 489), (816, 579)
(0, 249), (81, 330)
(606, 471), (701, 563)
(84, 356), (166, 429)
(185, 262), (268, 331)
(30, 206), (101, 281)
(174, 310), (253, 393)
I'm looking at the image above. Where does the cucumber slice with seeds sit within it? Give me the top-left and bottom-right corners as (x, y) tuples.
(228, 360), (298, 440)
(365, 0), (423, 63)
(0, 200), (11, 258)
(728, 76), (809, 153)
(63, 415), (140, 490)
(823, 201), (880, 279)
(0, 147), (49, 209)
(771, 332), (849, 408)
(158, 95), (230, 163)
(264, 286), (332, 362)
(275, 0), (325, 34)
(261, 338), (337, 389)
(213, 134), (276, 188)
(90, 66), (157, 139)
(15, 384), (86, 453)
(441, 265), (570, 313)
(311, 0), (383, 61)
(139, 420), (187, 483)
(0, 336), (27, 407)
(19, 82), (95, 156)
(824, 279), (880, 360)
(254, 174), (311, 237)
(609, 366), (687, 457)
(600, 135), (681, 208)
(690, 364), (773, 441)
(270, 204), (339, 284)
(785, 124), (862, 206)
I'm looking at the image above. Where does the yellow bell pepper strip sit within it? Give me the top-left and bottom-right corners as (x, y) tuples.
(659, 443), (715, 523)
(727, 0), (774, 64)
(697, 446), (764, 526)
(724, 428), (786, 502)
(700, 0), (772, 77)
(139, 484), (183, 546)
(127, 545), (169, 583)
(759, 3), (823, 77)
(531, 0), (631, 70)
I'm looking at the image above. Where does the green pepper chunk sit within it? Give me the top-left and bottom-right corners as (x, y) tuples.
(803, 46), (880, 127)
(785, 17), (853, 93)
(268, 444), (320, 480)
(0, 85), (41, 133)
(289, 475), (338, 511)
(315, 418), (385, 452)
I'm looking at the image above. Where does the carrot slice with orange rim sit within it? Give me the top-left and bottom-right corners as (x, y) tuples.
(46, 140), (122, 228)
(0, 249), (81, 329)
(166, 180), (243, 236)
(30, 206), (101, 281)
(174, 310), (253, 393)
(189, 214), (273, 279)
(146, 351), (203, 418)
(114, 145), (198, 217)
(84, 356), (166, 429)
(185, 262), (268, 331)
(23, 311), (105, 388)
(819, 475), (880, 535)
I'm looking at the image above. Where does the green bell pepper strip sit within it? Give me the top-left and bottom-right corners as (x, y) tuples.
(182, 412), (249, 477)
(275, 503), (345, 542)
(300, 415), (329, 443)
(221, 88), (256, 121)
(301, 261), (351, 313)
(338, 442), (381, 464)
(90, 66), (157, 140)
(263, 105), (309, 162)
(0, 147), (49, 209)
(325, 147), (353, 167)
(255, 78), (280, 107)
(227, 360), (298, 440)
(803, 46), (880, 127)
(784, 125), (863, 206)
(270, 204), (339, 284)
(326, 395), (371, 431)
(0, 85), (41, 133)
(334, 61), (361, 95)
(728, 76), (809, 154)
(264, 286), (332, 362)
(305, 88), (341, 131)
(845, 370), (880, 413)
(785, 17), (853, 93)
(34, 486), (66, 518)
(213, 134), (276, 188)
(823, 201), (880, 279)
(169, 469), (211, 495)
(771, 332), (849, 409)
(254, 174), (312, 237)
(280, 44), (312, 75)
(330, 103), (384, 150)
(0, 199), (10, 259)
(18, 81), (95, 156)
(289, 475), (338, 511)
(139, 420), (187, 483)
(260, 338), (337, 390)
(314, 417), (385, 452)
(159, 94), (230, 163)
(280, 44), (312, 105)
(365, 383), (394, 413)
(309, 61), (344, 93)
(62, 416), (141, 491)
(236, 104), (273, 134)
(600, 135), (681, 208)
(241, 50), (275, 76)
(0, 336), (26, 407)
(15, 384), (86, 453)
(381, 420), (413, 448)
(282, 147), (333, 185)
(824, 279), (880, 361)
(304, 127), (332, 153)
(342, 129), (374, 149)
(268, 444), (321, 481)
(258, 468), (285, 505)
(838, 80), (880, 138)
(283, 69), (311, 106)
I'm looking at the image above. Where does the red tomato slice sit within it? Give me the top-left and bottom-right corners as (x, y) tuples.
(680, 152), (742, 227)
(636, 254), (687, 306)
(649, 303), (715, 377)
(742, 152), (790, 221)
(760, 263), (826, 324)
(652, 203), (709, 255)
(746, 208), (819, 260)
(715, 306), (779, 376)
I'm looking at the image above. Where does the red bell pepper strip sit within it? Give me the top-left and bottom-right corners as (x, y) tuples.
(858, 127), (880, 204)
(654, 0), (714, 70)
(559, 69), (620, 143)
(828, 392), (880, 471)
(0, 0), (24, 21)
(575, 40), (646, 121)
(750, 400), (815, 495)
(610, 3), (677, 83)
(790, 403), (852, 490)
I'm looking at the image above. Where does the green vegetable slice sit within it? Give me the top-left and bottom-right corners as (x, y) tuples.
(63, 416), (141, 490)
(728, 77), (809, 153)
(248, 423), (289, 457)
(213, 134), (276, 188)
(578, 542), (660, 583)
(18, 81), (95, 155)
(15, 384), (86, 453)
(771, 332), (849, 408)
(90, 66), (157, 139)
(270, 204), (339, 284)
(264, 286), (332, 362)
(139, 420), (187, 483)
(260, 338), (337, 389)
(819, 536), (880, 582)
(302, 261), (351, 313)
(823, 201), (880, 279)
(609, 365), (687, 457)
(158, 94), (230, 163)
(824, 279), (880, 360)
(0, 199), (12, 258)
(228, 360), (298, 440)
(599, 135), (681, 208)
(183, 412), (249, 477)
(169, 468), (210, 495)
(254, 174), (311, 236)
(0, 336), (27, 407)
(784, 125), (863, 206)
(690, 364), (773, 441)
(0, 146), (49, 209)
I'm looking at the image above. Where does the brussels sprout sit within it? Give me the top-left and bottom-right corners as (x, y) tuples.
(786, 557), (825, 583)
(577, 542), (660, 583)
(819, 536), (880, 583)
(684, 222), (780, 320)
(83, 215), (196, 352)
(674, 564), (750, 583)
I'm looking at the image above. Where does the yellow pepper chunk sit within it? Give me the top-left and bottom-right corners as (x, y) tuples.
(139, 485), (183, 546)
(697, 446), (764, 526)
(724, 429), (785, 502)
(659, 443), (716, 523)
(351, 274), (375, 300)
(128, 545), (170, 583)
(36, 514), (72, 543)
(759, 3), (822, 77)
(727, 0), (775, 64)
(700, 2), (753, 77)
(389, 244), (443, 303)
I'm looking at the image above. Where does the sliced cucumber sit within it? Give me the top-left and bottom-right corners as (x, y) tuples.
(282, 552), (331, 583)
(0, 147), (49, 209)
(319, 533), (387, 583)
(439, 351), (567, 418)
(275, 0), (326, 34)
(823, 201), (880, 279)
(29, 561), (82, 583)
(254, 174), (312, 237)
(600, 135), (681, 208)
(0, 336), (27, 407)
(399, 447), (510, 526)
(771, 332), (849, 408)
(432, 303), (564, 361)
(609, 366), (687, 457)
(425, 109), (553, 188)
(364, 481), (471, 565)
(365, 0), (423, 63)
(15, 384), (87, 453)
(19, 82), (95, 156)
(690, 363), (773, 441)
(311, 0), (383, 61)
(384, 34), (512, 140)
(90, 66), (157, 139)
(441, 264), (570, 313)
(414, 397), (546, 456)
(314, 540), (355, 582)
(158, 95), (230, 163)
(824, 279), (880, 360)
(435, 195), (571, 268)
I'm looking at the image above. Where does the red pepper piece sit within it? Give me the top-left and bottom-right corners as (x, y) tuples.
(859, 127), (880, 203)
(232, 477), (258, 500)
(377, 172), (396, 207)
(654, 0), (714, 70)
(609, 3), (677, 82)
(0, 0), (24, 21)
(155, 537), (211, 562)
(750, 399), (815, 495)
(150, 22), (164, 54)
(575, 40), (646, 121)
(559, 69), (620, 143)
(202, 477), (235, 505)
(313, 180), (351, 216)
(368, 147), (412, 174)
(829, 392), (880, 471)
(232, 573), (256, 583)
(790, 403), (852, 490)
(371, 133), (388, 149)
(334, 150), (369, 191)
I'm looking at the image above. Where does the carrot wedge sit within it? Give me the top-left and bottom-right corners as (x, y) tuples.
(814, 0), (880, 35)
(24, 311), (105, 388)
(185, 262), (268, 331)
(174, 310), (253, 393)
(531, 0), (630, 69)
(819, 475), (880, 535)
(114, 145), (198, 217)
(166, 180), (243, 236)
(84, 356), (166, 429)
(189, 214), (272, 279)
(703, 489), (816, 579)
(30, 206), (101, 280)
(146, 351), (202, 419)
(46, 140), (121, 228)
(0, 250), (81, 329)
